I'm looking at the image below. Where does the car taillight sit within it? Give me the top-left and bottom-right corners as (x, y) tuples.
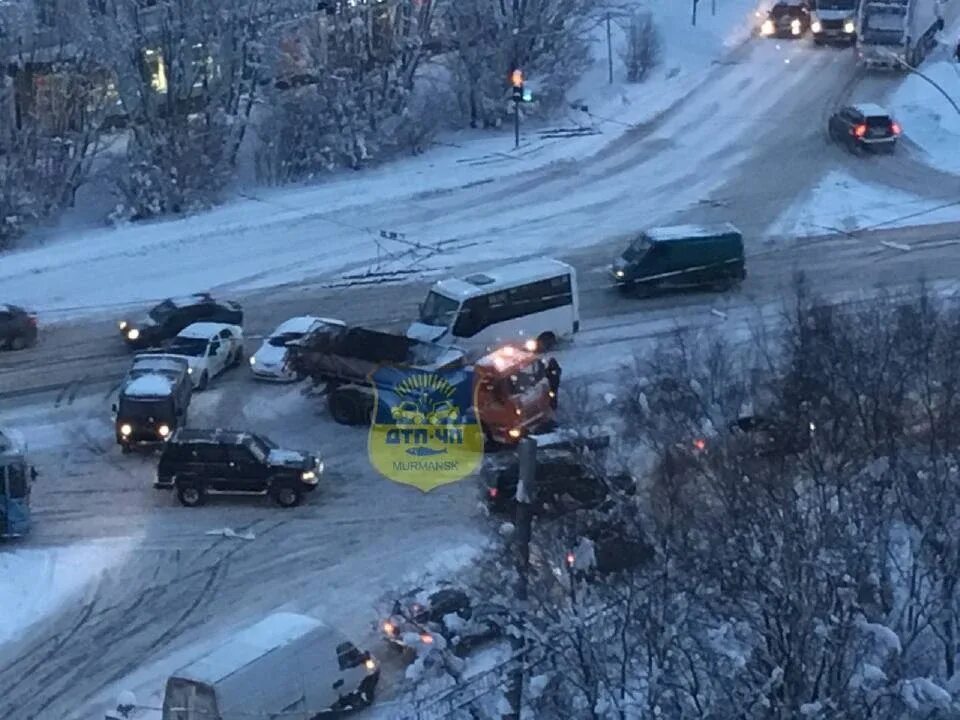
(890, 122), (901, 135)
(28, 315), (37, 326)
(488, 487), (498, 498)
(853, 124), (867, 138)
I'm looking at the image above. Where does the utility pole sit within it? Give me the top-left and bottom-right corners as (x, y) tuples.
(711, 0), (717, 16)
(503, 436), (536, 720)
(692, 0), (699, 26)
(606, 12), (613, 84)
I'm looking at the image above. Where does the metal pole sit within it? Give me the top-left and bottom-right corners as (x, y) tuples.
(691, 0), (698, 26)
(514, 99), (520, 149)
(711, 0), (717, 16)
(606, 12), (613, 84)
(503, 436), (537, 720)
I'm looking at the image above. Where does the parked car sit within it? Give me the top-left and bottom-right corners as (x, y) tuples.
(118, 293), (243, 350)
(380, 585), (508, 658)
(0, 304), (37, 351)
(727, 414), (814, 457)
(829, 103), (900, 153)
(250, 315), (345, 381)
(158, 612), (379, 718)
(759, 0), (811, 37)
(142, 322), (244, 390)
(156, 428), (324, 507)
(611, 223), (745, 296)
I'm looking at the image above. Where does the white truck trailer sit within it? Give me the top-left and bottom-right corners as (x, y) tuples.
(857, 0), (945, 67)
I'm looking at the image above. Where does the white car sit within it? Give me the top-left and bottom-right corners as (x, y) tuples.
(144, 322), (244, 390)
(250, 315), (345, 381)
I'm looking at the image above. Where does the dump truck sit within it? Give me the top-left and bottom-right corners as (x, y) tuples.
(287, 324), (556, 444)
(857, 0), (944, 67)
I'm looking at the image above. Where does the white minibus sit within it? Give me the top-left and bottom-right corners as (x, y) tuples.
(407, 258), (579, 355)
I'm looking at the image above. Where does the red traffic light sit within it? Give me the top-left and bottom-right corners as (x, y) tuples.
(510, 69), (523, 88)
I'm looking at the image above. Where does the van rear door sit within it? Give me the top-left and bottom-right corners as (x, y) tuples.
(163, 677), (219, 720)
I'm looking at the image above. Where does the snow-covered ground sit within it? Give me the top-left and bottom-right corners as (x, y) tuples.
(2, 0), (762, 322)
(769, 170), (960, 238)
(891, 56), (960, 176)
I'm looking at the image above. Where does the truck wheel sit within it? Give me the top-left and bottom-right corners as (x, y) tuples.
(273, 486), (302, 508)
(330, 393), (355, 425)
(177, 484), (205, 507)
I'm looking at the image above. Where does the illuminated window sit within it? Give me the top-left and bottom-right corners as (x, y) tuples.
(143, 48), (167, 94)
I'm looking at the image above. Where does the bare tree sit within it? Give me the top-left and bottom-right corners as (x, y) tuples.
(621, 9), (660, 83)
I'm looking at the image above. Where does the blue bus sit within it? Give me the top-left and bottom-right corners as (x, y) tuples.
(1, 428), (37, 539)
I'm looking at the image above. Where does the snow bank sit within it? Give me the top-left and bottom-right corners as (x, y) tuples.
(0, 542), (132, 648)
(890, 58), (960, 176)
(769, 170), (960, 238)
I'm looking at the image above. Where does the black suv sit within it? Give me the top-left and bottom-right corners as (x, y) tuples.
(0, 304), (38, 351)
(156, 429), (324, 507)
(829, 104), (900, 153)
(118, 293), (243, 350)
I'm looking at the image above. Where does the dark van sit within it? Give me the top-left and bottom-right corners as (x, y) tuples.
(113, 370), (192, 453)
(610, 223), (745, 295)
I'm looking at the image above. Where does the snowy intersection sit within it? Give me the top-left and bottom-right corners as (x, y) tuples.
(3, 0), (960, 718)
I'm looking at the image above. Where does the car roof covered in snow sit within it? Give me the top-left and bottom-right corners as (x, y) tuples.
(168, 292), (213, 308)
(851, 103), (890, 118)
(131, 355), (189, 372)
(123, 373), (174, 397)
(169, 428), (261, 445)
(432, 258), (574, 300)
(178, 322), (238, 339)
(645, 223), (742, 242)
(272, 316), (344, 337)
(170, 612), (330, 687)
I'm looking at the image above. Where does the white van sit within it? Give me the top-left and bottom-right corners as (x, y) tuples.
(407, 258), (580, 355)
(160, 612), (379, 720)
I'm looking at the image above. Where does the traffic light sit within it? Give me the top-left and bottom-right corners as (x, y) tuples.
(510, 68), (523, 101)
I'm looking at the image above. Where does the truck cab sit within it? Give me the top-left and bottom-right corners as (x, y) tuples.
(0, 428), (37, 539)
(811, 0), (859, 43)
(474, 345), (556, 445)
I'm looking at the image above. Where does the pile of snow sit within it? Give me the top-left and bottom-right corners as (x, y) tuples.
(769, 170), (960, 238)
(0, 543), (132, 649)
(891, 58), (960, 176)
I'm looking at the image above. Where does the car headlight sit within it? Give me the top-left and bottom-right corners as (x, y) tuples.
(761, 19), (774, 34)
(364, 658), (377, 671)
(508, 428), (522, 439)
(301, 470), (318, 484)
(119, 320), (128, 330)
(811, 20), (822, 33)
(126, 328), (140, 340)
(187, 367), (193, 374)
(523, 338), (537, 352)
(120, 424), (132, 436)
(249, 355), (256, 366)
(791, 19), (801, 33)
(158, 424), (170, 437)
(844, 20), (855, 33)
(614, 269), (625, 278)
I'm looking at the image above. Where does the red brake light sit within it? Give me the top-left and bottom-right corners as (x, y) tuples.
(853, 124), (867, 138)
(890, 122), (901, 135)
(488, 487), (498, 498)
(693, 438), (707, 451)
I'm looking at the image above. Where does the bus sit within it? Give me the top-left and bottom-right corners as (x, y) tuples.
(1, 427), (37, 539)
(407, 258), (580, 355)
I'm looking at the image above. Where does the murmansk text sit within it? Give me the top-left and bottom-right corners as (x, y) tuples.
(393, 460), (460, 472)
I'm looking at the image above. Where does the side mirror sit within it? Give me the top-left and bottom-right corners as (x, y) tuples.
(333, 678), (344, 690)
(111, 403), (118, 413)
(30, 466), (38, 480)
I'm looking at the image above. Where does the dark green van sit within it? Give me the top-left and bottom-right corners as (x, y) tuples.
(611, 223), (745, 294)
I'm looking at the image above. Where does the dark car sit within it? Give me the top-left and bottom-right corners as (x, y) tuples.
(156, 428), (324, 507)
(118, 293), (243, 350)
(728, 415), (814, 457)
(829, 103), (900, 153)
(0, 304), (38, 351)
(483, 436), (634, 516)
(760, 1), (811, 37)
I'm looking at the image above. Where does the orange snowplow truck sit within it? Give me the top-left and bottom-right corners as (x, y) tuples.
(287, 325), (556, 443)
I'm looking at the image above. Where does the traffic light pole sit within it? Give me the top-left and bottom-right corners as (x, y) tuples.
(503, 436), (536, 720)
(514, 98), (520, 149)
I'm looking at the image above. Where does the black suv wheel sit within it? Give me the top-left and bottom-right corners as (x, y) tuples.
(177, 484), (205, 507)
(273, 485), (302, 508)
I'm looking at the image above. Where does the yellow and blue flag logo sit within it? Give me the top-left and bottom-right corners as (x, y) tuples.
(368, 365), (484, 492)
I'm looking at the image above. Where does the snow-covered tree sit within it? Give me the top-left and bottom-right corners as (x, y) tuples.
(438, 0), (593, 128)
